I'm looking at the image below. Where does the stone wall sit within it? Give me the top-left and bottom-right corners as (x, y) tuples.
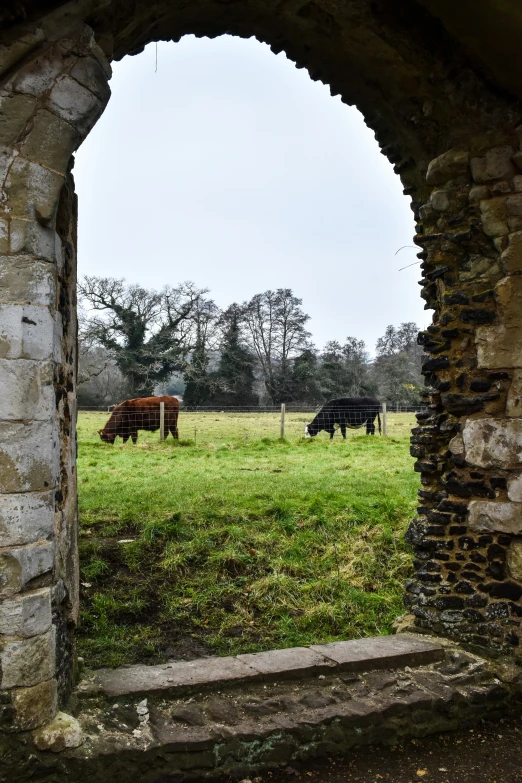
(0, 19), (111, 730)
(2, 0), (522, 739)
(406, 138), (522, 655)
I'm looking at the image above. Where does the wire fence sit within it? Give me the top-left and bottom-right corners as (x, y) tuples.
(78, 401), (426, 446)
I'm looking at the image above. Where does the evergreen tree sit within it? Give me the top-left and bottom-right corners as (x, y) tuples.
(212, 305), (258, 406)
(289, 349), (322, 402)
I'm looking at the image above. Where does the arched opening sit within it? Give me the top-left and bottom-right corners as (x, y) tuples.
(73, 34), (428, 668)
(2, 0), (522, 741)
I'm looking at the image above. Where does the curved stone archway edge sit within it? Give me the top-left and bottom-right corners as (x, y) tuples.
(1, 0), (522, 740)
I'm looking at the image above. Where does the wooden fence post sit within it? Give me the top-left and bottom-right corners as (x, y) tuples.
(280, 403), (286, 439)
(160, 401), (165, 441)
(382, 402), (387, 436)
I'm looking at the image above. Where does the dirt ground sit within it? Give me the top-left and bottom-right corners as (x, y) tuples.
(224, 714), (522, 783)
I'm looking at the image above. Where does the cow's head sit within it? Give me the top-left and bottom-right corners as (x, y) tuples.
(98, 428), (116, 444)
(305, 421), (319, 437)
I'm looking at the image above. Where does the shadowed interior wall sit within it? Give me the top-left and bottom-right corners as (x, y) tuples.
(1, 0), (522, 732)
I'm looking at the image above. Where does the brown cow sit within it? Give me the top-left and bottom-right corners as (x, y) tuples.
(98, 396), (180, 444)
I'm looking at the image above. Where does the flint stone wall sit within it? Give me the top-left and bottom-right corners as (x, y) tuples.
(2, 0), (522, 739)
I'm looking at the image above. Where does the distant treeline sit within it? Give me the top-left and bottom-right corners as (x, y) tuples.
(77, 277), (424, 408)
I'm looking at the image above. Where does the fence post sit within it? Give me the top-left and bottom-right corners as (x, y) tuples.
(382, 402), (387, 436)
(280, 403), (286, 439)
(160, 401), (165, 441)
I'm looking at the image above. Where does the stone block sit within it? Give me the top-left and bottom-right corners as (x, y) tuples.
(70, 56), (111, 102)
(0, 541), (54, 597)
(476, 276), (522, 368)
(48, 75), (104, 136)
(462, 418), (522, 468)
(480, 197), (509, 237)
(0, 219), (7, 255)
(426, 149), (469, 185)
(507, 370), (522, 417)
(0, 587), (52, 636)
(459, 255), (501, 282)
(309, 634), (443, 670)
(20, 109), (79, 174)
(501, 231), (522, 273)
(0, 93), (36, 145)
(468, 500), (522, 535)
(11, 678), (57, 730)
(471, 147), (515, 183)
(0, 420), (59, 493)
(237, 647), (333, 678)
(508, 473), (522, 501)
(0, 629), (55, 688)
(0, 359), (54, 420)
(9, 219), (57, 262)
(33, 711), (83, 752)
(0, 255), (56, 305)
(430, 190), (450, 211)
(506, 193), (522, 231)
(4, 158), (64, 224)
(7, 54), (63, 99)
(507, 538), (522, 580)
(513, 176), (522, 193)
(0, 303), (54, 359)
(0, 491), (54, 547)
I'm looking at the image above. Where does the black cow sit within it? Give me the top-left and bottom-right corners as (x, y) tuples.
(305, 397), (381, 439)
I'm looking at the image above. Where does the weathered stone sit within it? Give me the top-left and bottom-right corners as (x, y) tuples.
(476, 276), (522, 368)
(0, 421), (59, 493)
(237, 646), (333, 678)
(459, 256), (501, 282)
(48, 75), (104, 136)
(11, 678), (57, 730)
(506, 192), (522, 231)
(513, 175), (522, 192)
(20, 109), (80, 173)
(463, 418), (522, 468)
(8, 219), (57, 262)
(33, 711), (83, 752)
(70, 56), (112, 102)
(171, 705), (205, 726)
(506, 538), (522, 580)
(310, 634), (443, 670)
(0, 587), (52, 636)
(4, 157), (64, 224)
(507, 370), (522, 417)
(508, 473), (522, 502)
(426, 149), (469, 185)
(469, 185), (489, 203)
(0, 256), (56, 305)
(501, 231), (522, 273)
(206, 698), (239, 724)
(514, 151), (522, 171)
(0, 491), (54, 547)
(0, 93), (36, 145)
(480, 197), (509, 237)
(430, 189), (450, 211)
(471, 146), (515, 183)
(0, 629), (55, 688)
(0, 542), (54, 597)
(0, 359), (54, 420)
(0, 303), (55, 360)
(468, 500), (522, 535)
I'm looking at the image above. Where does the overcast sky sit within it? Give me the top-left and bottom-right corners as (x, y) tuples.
(74, 35), (429, 355)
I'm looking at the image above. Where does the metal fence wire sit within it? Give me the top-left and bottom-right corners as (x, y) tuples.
(78, 402), (426, 446)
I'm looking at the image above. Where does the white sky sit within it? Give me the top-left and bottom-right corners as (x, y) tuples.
(74, 34), (430, 355)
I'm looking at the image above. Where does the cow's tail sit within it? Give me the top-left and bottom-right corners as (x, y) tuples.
(377, 411), (381, 435)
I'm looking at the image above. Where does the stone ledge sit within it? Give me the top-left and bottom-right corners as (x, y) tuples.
(3, 643), (520, 782)
(81, 634), (444, 699)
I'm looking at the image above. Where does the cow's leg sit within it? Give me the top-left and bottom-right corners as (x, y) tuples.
(122, 435), (129, 444)
(340, 424), (347, 439)
(329, 428), (335, 439)
(131, 431), (138, 444)
(367, 419), (375, 435)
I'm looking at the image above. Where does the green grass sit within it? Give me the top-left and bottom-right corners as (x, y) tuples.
(77, 411), (418, 668)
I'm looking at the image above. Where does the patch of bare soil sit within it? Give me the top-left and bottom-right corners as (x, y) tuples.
(221, 714), (522, 783)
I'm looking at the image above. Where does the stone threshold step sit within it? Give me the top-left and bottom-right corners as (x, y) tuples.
(80, 633), (444, 699)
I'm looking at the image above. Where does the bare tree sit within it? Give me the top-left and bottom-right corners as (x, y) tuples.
(241, 289), (311, 404)
(78, 277), (208, 398)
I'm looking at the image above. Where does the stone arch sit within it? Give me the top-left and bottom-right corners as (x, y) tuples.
(1, 0), (522, 732)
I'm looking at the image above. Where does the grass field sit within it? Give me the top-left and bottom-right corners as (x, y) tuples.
(77, 411), (418, 668)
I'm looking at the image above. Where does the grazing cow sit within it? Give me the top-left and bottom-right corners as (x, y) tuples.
(305, 397), (381, 439)
(98, 395), (180, 444)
